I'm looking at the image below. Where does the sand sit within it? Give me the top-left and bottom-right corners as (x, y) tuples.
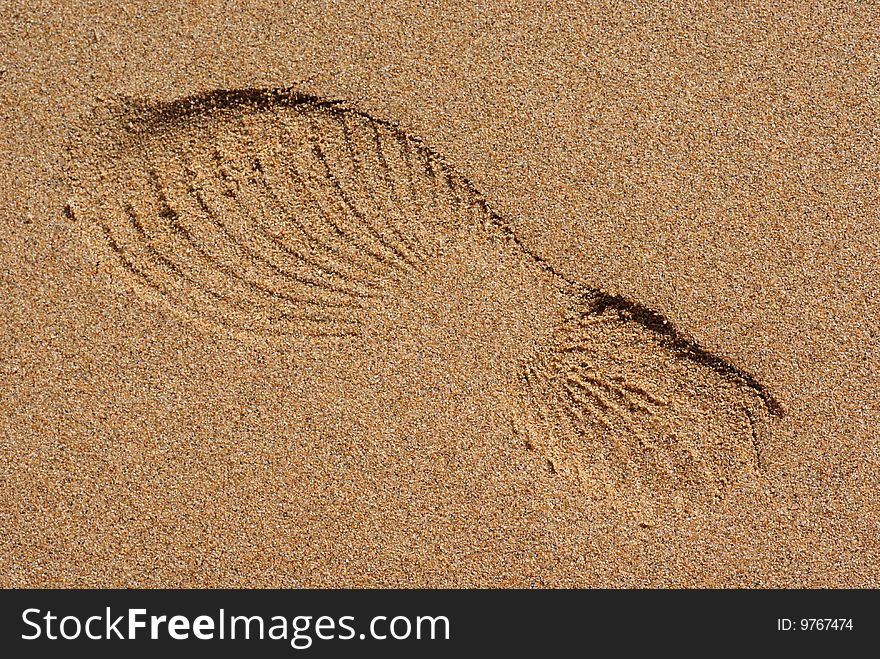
(1, 1), (878, 587)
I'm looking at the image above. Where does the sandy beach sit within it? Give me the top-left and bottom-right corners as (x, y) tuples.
(1, 1), (878, 587)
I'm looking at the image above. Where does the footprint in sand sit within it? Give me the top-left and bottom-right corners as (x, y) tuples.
(68, 87), (782, 515)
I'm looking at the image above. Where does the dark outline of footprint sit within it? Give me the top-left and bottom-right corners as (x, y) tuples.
(68, 87), (783, 512)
